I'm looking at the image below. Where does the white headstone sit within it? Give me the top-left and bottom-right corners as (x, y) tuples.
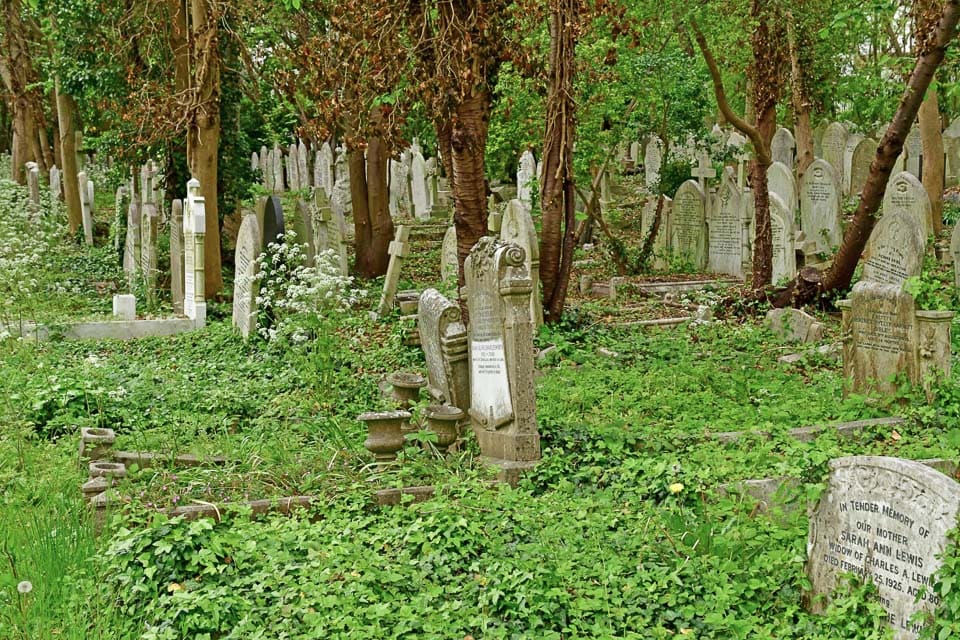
(905, 127), (922, 179)
(821, 122), (849, 188)
(183, 178), (207, 325)
(769, 193), (796, 284)
(708, 170), (744, 277)
(517, 150), (537, 208)
(411, 147), (430, 220)
(671, 180), (708, 271)
(298, 139), (310, 188)
(78, 170), (94, 245)
(771, 127), (796, 169)
(644, 137), (664, 190)
(881, 171), (933, 242)
(233, 214), (263, 339)
(501, 200), (544, 325)
(799, 159), (842, 256)
(440, 225), (458, 283)
(767, 161), (796, 214)
(843, 133), (865, 196)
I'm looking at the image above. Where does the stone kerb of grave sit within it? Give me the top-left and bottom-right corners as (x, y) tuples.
(464, 237), (540, 482)
(500, 199), (544, 326)
(233, 214), (263, 340)
(807, 456), (960, 640)
(799, 159), (842, 257)
(881, 171), (933, 242)
(670, 180), (708, 271)
(418, 288), (470, 418)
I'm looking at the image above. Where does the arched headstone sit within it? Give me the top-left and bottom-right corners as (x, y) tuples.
(799, 159), (842, 256)
(233, 214), (263, 339)
(671, 180), (707, 271)
(262, 195), (286, 249)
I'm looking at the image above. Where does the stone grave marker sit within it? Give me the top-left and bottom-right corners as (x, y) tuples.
(464, 237), (540, 477)
(140, 201), (159, 305)
(501, 199), (544, 325)
(78, 170), (94, 245)
(843, 133), (865, 196)
(517, 149), (537, 209)
(292, 199), (316, 267)
(375, 225), (411, 317)
(770, 192), (796, 284)
(272, 144), (284, 192)
(944, 117), (960, 188)
(123, 200), (141, 286)
(629, 141), (641, 166)
(807, 456), (960, 640)
(286, 143), (300, 191)
(812, 121), (827, 157)
(863, 188), (926, 286)
(331, 148), (352, 218)
(771, 127), (796, 169)
(821, 122), (849, 189)
(251, 151), (259, 173)
(262, 195), (286, 249)
(50, 165), (61, 202)
(318, 142), (334, 196)
(726, 131), (749, 188)
(440, 225), (458, 283)
(692, 152), (716, 190)
(298, 139), (309, 188)
(905, 127), (922, 179)
(183, 178), (207, 325)
(170, 199), (184, 315)
(799, 159), (842, 256)
(849, 138), (878, 198)
(953, 223), (960, 289)
(767, 161), (797, 214)
(644, 137), (664, 189)
(113, 185), (128, 254)
(260, 145), (270, 189)
(425, 156), (440, 213)
(411, 145), (430, 221)
(233, 214), (263, 339)
(418, 288), (469, 415)
(671, 180), (708, 271)
(765, 308), (824, 343)
(881, 171), (933, 241)
(708, 170), (744, 277)
(313, 188), (349, 277)
(389, 152), (411, 219)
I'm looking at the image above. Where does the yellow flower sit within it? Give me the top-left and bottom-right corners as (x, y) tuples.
(167, 583), (183, 593)
(668, 483), (684, 494)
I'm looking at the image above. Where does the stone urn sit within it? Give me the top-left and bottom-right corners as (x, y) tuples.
(425, 405), (465, 454)
(79, 427), (116, 462)
(385, 372), (427, 434)
(359, 410), (411, 463)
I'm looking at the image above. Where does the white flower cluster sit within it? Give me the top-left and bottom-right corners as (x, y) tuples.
(250, 232), (366, 342)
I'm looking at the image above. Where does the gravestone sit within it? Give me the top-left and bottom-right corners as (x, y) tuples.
(262, 195), (286, 249)
(389, 153), (412, 218)
(904, 127), (922, 179)
(123, 200), (141, 286)
(375, 225), (411, 317)
(807, 456), (960, 640)
(464, 237), (540, 477)
(410, 145), (430, 221)
(765, 307), (824, 343)
(318, 142), (334, 196)
(292, 199), (316, 267)
(799, 159), (842, 256)
(821, 122), (849, 189)
(771, 127), (796, 169)
(313, 188), (349, 277)
(287, 143), (300, 191)
(183, 178), (207, 325)
(501, 199), (544, 325)
(767, 161), (797, 214)
(331, 147), (352, 219)
(233, 214), (263, 339)
(644, 137), (664, 189)
(113, 185), (129, 255)
(692, 152), (716, 190)
(298, 139), (309, 188)
(944, 117), (960, 188)
(418, 288), (470, 416)
(726, 131), (749, 188)
(425, 157), (440, 213)
(50, 165), (61, 202)
(517, 150), (537, 209)
(629, 141), (641, 166)
(863, 190), (926, 286)
(440, 225), (458, 283)
(953, 223), (960, 289)
(26, 162), (40, 210)
(850, 138), (878, 198)
(671, 180), (707, 271)
(251, 151), (259, 172)
(260, 145), (270, 189)
(770, 193), (796, 284)
(882, 171), (933, 241)
(812, 121), (827, 157)
(708, 170), (744, 277)
(272, 144), (284, 192)
(170, 199), (184, 315)
(78, 170), (94, 245)
(843, 133), (865, 196)
(140, 202), (159, 305)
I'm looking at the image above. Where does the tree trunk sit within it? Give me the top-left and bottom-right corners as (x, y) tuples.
(55, 79), (83, 234)
(539, 0), (580, 323)
(450, 91), (491, 295)
(349, 148), (373, 275)
(187, 0), (223, 298)
(167, 0), (189, 204)
(919, 87), (944, 235)
(772, 0), (960, 308)
(787, 10), (815, 179)
(366, 134), (394, 275)
(435, 119), (454, 191)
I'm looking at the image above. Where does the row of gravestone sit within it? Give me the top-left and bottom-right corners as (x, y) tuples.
(24, 161), (95, 244)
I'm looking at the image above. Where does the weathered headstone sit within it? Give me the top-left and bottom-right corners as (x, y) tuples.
(843, 133), (865, 196)
(771, 127), (796, 169)
(849, 138), (878, 198)
(170, 199), (184, 315)
(517, 149), (537, 209)
(318, 142), (334, 196)
(812, 121), (827, 158)
(863, 189), (926, 286)
(881, 171), (933, 241)
(251, 151), (259, 173)
(904, 127), (922, 179)
(770, 193), (796, 284)
(440, 225), (458, 283)
(233, 214), (263, 339)
(331, 147), (352, 219)
(292, 199), (316, 267)
(375, 225), (411, 317)
(644, 137), (664, 190)
(765, 307), (824, 343)
(298, 139), (309, 189)
(767, 161), (797, 214)
(821, 122), (849, 189)
(49, 165), (61, 202)
(389, 153), (411, 219)
(26, 162), (40, 210)
(671, 180), (708, 271)
(260, 145), (270, 189)
(418, 288), (470, 415)
(944, 117), (960, 188)
(952, 222), (960, 290)
(411, 145), (431, 221)
(708, 170), (744, 277)
(807, 456), (960, 640)
(799, 159), (842, 256)
(140, 201), (159, 305)
(313, 188), (349, 277)
(286, 143), (300, 191)
(78, 170), (94, 245)
(123, 200), (141, 286)
(272, 144), (284, 193)
(183, 178), (207, 326)
(464, 237), (540, 477)
(262, 195), (286, 249)
(501, 199), (544, 325)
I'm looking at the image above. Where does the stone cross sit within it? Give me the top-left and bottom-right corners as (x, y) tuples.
(183, 178), (207, 326)
(375, 225), (411, 317)
(691, 153), (716, 190)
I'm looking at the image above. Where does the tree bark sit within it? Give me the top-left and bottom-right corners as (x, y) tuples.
(772, 0), (960, 308)
(2, 0), (39, 184)
(187, 0), (223, 297)
(55, 79), (83, 234)
(539, 0), (580, 323)
(349, 148), (373, 275)
(451, 91), (491, 295)
(366, 135), (393, 275)
(919, 87), (944, 234)
(787, 10), (815, 179)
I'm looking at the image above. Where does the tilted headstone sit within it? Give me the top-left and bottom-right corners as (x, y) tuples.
(375, 225), (411, 317)
(799, 159), (842, 256)
(78, 170), (94, 245)
(170, 199), (184, 315)
(233, 214), (263, 339)
(849, 138), (878, 199)
(807, 456), (960, 640)
(644, 137), (664, 189)
(671, 180), (708, 271)
(331, 147), (352, 219)
(292, 199), (316, 267)
(767, 161), (797, 214)
(262, 195), (286, 249)
(313, 188), (349, 277)
(771, 127), (796, 169)
(765, 307), (824, 343)
(464, 237), (540, 475)
(708, 170), (744, 278)
(183, 178), (207, 325)
(905, 127), (922, 179)
(770, 192), (796, 284)
(843, 133), (865, 196)
(440, 225), (458, 283)
(411, 146), (431, 221)
(821, 122), (849, 189)
(500, 199), (544, 326)
(517, 149), (537, 209)
(389, 153), (411, 219)
(418, 288), (469, 415)
(882, 171), (933, 241)
(140, 201), (159, 305)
